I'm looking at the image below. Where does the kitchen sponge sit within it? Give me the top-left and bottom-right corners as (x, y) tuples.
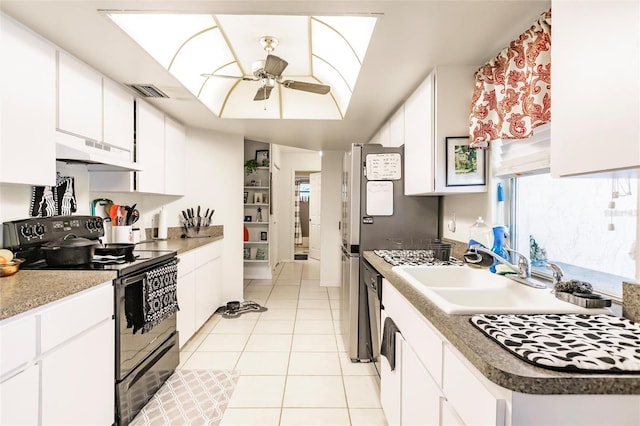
(554, 279), (593, 294)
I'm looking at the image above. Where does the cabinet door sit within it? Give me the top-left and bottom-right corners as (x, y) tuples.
(389, 106), (405, 147)
(404, 72), (435, 195)
(401, 339), (442, 426)
(380, 309), (403, 426)
(378, 121), (391, 147)
(177, 270), (197, 347)
(57, 51), (102, 141)
(551, 0), (640, 176)
(195, 260), (220, 329)
(41, 319), (114, 426)
(0, 365), (39, 426)
(136, 100), (166, 194)
(164, 116), (186, 196)
(0, 14), (56, 186)
(103, 78), (134, 152)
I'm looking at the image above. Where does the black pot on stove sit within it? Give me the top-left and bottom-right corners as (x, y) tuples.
(41, 233), (99, 266)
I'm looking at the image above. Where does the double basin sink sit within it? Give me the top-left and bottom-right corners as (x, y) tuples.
(392, 265), (611, 315)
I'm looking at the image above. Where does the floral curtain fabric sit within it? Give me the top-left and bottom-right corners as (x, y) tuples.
(469, 9), (552, 148)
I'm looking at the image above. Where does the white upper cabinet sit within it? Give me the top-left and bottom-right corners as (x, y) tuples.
(388, 106), (405, 147)
(103, 78), (134, 152)
(90, 100), (185, 195)
(404, 72), (435, 194)
(378, 121), (391, 147)
(164, 116), (186, 196)
(404, 65), (483, 195)
(136, 100), (166, 194)
(57, 51), (102, 142)
(551, 0), (640, 177)
(0, 13), (56, 186)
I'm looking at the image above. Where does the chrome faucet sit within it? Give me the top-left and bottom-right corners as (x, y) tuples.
(464, 244), (546, 289)
(546, 262), (564, 287)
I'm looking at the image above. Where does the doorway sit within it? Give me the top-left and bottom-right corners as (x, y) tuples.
(293, 171), (321, 260)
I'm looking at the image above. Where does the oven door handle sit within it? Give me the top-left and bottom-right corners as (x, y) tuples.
(119, 258), (179, 287)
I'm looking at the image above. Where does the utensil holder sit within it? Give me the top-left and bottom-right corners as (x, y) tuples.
(112, 226), (133, 244)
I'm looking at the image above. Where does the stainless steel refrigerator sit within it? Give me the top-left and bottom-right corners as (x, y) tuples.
(340, 143), (440, 362)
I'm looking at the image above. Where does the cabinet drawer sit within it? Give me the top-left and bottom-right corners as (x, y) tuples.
(178, 251), (196, 276)
(195, 241), (222, 265)
(443, 345), (505, 426)
(39, 282), (113, 354)
(382, 280), (443, 386)
(0, 315), (36, 377)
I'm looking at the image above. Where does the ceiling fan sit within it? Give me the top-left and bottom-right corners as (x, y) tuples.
(201, 36), (331, 101)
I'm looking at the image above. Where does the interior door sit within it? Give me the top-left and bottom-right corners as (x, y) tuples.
(309, 172), (321, 260)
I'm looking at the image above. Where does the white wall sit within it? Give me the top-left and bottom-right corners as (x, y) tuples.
(319, 151), (343, 287)
(275, 151), (321, 263)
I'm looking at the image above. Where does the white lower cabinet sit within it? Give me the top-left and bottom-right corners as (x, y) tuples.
(41, 319), (114, 426)
(177, 240), (223, 347)
(401, 339), (442, 426)
(0, 365), (39, 426)
(177, 257), (197, 346)
(0, 281), (114, 426)
(380, 310), (403, 426)
(382, 278), (640, 426)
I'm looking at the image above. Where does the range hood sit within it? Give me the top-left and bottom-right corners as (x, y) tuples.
(55, 134), (140, 172)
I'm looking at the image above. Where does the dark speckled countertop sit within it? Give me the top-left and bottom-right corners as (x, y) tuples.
(0, 228), (223, 321)
(363, 251), (640, 395)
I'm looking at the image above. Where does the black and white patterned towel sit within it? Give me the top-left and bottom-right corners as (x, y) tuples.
(142, 261), (179, 334)
(471, 314), (640, 374)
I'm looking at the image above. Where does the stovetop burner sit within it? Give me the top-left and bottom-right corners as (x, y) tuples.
(374, 249), (463, 267)
(19, 250), (175, 275)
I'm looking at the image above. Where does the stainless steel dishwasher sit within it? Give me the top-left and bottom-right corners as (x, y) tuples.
(362, 259), (382, 377)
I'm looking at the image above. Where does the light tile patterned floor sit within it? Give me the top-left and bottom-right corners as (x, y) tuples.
(179, 259), (387, 426)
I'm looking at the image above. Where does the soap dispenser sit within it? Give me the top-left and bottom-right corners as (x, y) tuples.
(489, 226), (510, 273)
(468, 216), (492, 249)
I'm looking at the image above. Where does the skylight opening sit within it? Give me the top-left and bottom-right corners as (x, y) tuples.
(106, 12), (377, 120)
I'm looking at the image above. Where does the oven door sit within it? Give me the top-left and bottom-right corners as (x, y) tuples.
(115, 260), (178, 381)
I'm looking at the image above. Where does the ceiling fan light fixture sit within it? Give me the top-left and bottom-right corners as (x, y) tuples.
(259, 36), (278, 53)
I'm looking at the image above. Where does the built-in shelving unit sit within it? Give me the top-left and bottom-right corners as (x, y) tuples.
(243, 140), (272, 279)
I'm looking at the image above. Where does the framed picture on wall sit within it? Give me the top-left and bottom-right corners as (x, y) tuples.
(255, 247), (267, 260)
(244, 215), (252, 222)
(255, 150), (269, 166)
(260, 231), (268, 241)
(445, 136), (486, 187)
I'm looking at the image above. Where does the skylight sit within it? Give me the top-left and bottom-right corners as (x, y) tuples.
(106, 13), (377, 119)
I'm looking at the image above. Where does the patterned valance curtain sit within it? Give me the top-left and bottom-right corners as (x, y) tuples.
(469, 9), (552, 148)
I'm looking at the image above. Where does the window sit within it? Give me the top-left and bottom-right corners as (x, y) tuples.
(512, 173), (637, 299)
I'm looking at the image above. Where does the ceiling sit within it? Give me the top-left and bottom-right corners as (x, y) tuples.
(0, 1), (551, 153)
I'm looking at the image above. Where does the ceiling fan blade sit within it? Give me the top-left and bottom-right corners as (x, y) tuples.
(253, 86), (273, 101)
(200, 73), (255, 81)
(264, 54), (288, 77)
(281, 80), (331, 95)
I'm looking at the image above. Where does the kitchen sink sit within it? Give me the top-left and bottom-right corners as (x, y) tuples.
(392, 265), (612, 315)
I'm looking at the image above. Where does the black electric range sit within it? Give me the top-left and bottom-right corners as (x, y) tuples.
(2, 215), (175, 275)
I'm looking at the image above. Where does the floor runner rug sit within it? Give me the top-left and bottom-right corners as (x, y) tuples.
(130, 370), (240, 426)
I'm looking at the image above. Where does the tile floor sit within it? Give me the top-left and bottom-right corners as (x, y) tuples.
(178, 259), (387, 426)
